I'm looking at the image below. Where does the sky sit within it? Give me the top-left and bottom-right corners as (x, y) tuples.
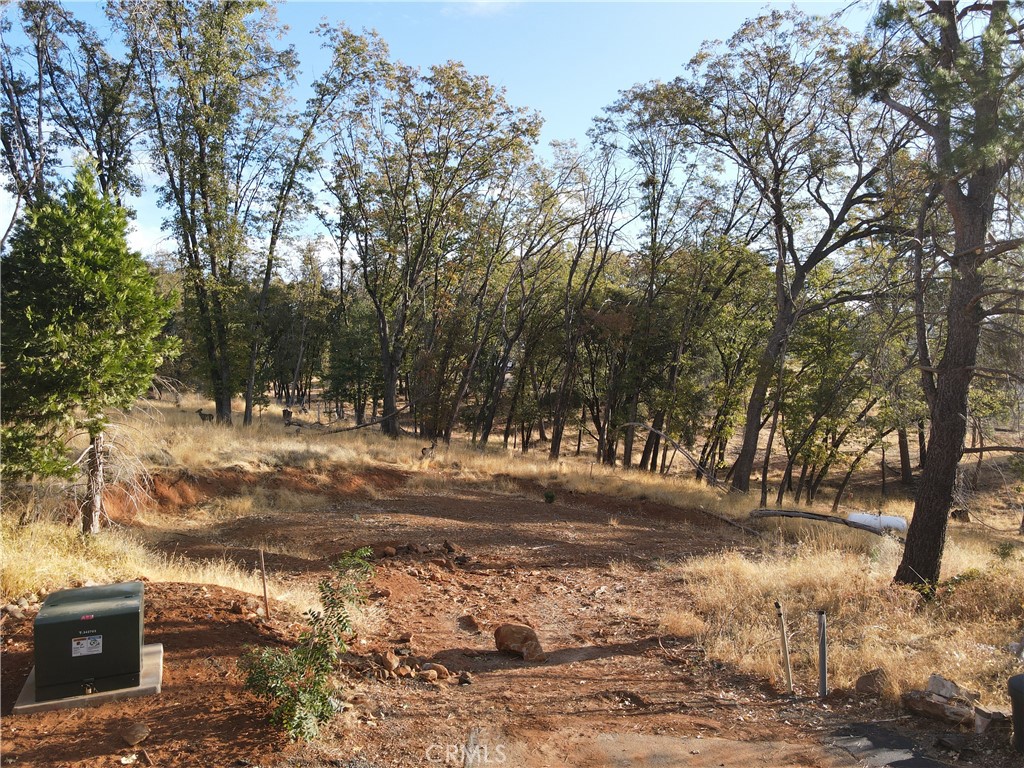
(2, 0), (875, 255)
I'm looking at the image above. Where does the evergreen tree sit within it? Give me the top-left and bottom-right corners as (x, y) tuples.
(1, 164), (175, 529)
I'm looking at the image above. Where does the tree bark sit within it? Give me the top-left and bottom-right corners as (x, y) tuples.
(83, 432), (104, 535)
(897, 427), (914, 483)
(895, 255), (984, 585)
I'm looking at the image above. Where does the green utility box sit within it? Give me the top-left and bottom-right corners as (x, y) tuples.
(33, 582), (144, 702)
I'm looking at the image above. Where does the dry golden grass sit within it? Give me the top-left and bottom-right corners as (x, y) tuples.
(0, 516), (320, 613)
(657, 531), (1023, 706)
(5, 396), (1022, 707)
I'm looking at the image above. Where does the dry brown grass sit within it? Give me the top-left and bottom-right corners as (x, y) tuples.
(5, 396), (1021, 707)
(0, 516), (320, 612)
(657, 530), (1023, 706)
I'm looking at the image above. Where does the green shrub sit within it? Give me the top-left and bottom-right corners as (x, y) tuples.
(239, 547), (374, 741)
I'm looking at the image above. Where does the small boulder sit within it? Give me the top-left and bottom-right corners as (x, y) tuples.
(377, 650), (400, 672)
(395, 665), (413, 678)
(4, 605), (25, 620)
(855, 668), (889, 696)
(421, 662), (450, 680)
(418, 669), (438, 682)
(902, 690), (974, 726)
(494, 623), (547, 662)
(926, 674), (979, 704)
(120, 722), (151, 747)
(974, 704), (1012, 735)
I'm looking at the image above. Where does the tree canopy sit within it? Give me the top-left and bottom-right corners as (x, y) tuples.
(1, 163), (176, 480)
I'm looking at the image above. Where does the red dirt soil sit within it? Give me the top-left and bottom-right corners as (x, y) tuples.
(1, 467), (1014, 767)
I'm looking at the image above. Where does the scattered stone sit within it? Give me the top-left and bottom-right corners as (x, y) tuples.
(421, 662), (449, 679)
(926, 674), (979, 704)
(394, 646), (413, 657)
(458, 614), (483, 634)
(902, 690), (974, 727)
(458, 671), (473, 686)
(120, 723), (151, 747)
(974, 704), (1012, 735)
(369, 588), (392, 600)
(378, 650), (400, 672)
(396, 665), (413, 678)
(381, 546), (397, 558)
(394, 631), (413, 643)
(855, 668), (890, 696)
(494, 623), (547, 662)
(4, 605), (25, 620)
(230, 601), (244, 615)
(442, 540), (458, 554)
(418, 669), (438, 682)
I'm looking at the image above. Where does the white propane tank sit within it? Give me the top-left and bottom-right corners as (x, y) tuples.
(847, 512), (908, 533)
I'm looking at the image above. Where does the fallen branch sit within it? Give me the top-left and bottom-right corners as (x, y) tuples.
(617, 422), (715, 484)
(320, 402), (415, 435)
(749, 508), (905, 541)
(961, 445), (1024, 454)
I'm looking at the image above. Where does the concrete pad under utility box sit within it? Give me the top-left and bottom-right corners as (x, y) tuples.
(12, 643), (164, 715)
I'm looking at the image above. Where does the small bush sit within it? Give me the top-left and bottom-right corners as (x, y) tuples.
(992, 541), (1016, 561)
(239, 547), (373, 741)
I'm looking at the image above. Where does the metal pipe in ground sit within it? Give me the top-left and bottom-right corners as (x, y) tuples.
(817, 610), (828, 699)
(775, 601), (793, 695)
(259, 549), (271, 620)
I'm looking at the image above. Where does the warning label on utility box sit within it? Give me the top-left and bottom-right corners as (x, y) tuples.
(71, 635), (103, 657)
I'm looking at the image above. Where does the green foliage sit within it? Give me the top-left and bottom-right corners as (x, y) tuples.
(1, 164), (176, 480)
(237, 643), (337, 743)
(239, 547), (373, 741)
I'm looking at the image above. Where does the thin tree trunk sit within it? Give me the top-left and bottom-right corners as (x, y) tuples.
(897, 427), (914, 483)
(83, 432), (104, 535)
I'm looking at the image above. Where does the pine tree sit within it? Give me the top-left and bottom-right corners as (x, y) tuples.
(1, 164), (176, 531)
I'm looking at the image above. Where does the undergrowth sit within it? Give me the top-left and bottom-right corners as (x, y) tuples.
(238, 547), (374, 741)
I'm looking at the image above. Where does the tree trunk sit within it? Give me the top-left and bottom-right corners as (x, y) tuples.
(381, 358), (401, 437)
(640, 410), (663, 472)
(83, 432), (104, 535)
(897, 427), (914, 483)
(895, 252), (984, 585)
(732, 312), (792, 492)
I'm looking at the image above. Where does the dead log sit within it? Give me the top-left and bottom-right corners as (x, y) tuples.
(749, 508), (904, 540)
